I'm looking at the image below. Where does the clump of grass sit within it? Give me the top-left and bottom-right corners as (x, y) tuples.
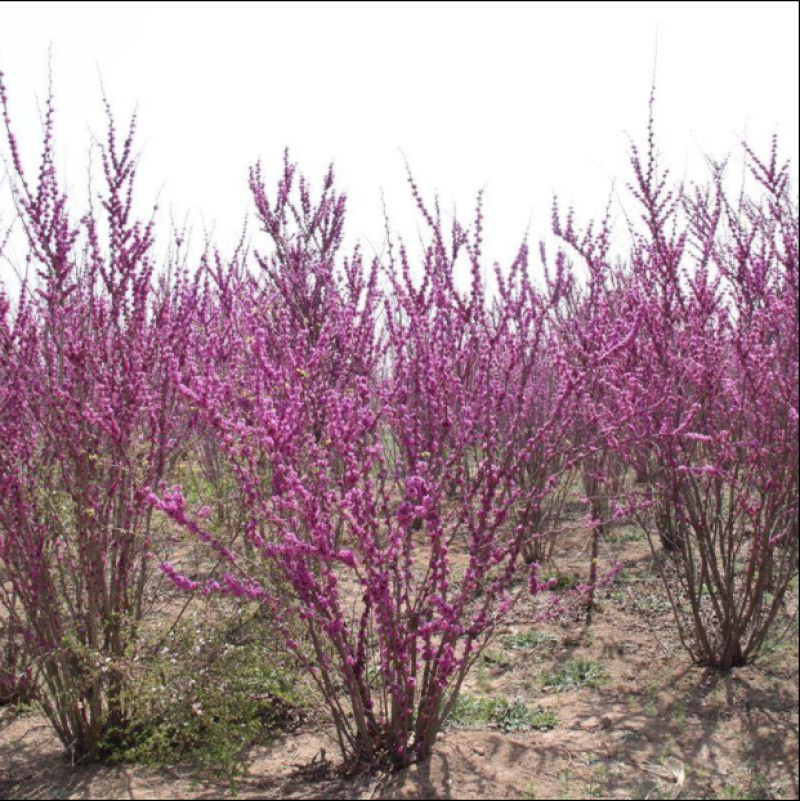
(635, 592), (673, 615)
(480, 649), (513, 669)
(448, 694), (556, 734)
(545, 570), (582, 591)
(713, 786), (759, 801)
(110, 607), (304, 781)
(605, 527), (646, 545)
(502, 629), (559, 652)
(541, 658), (608, 693)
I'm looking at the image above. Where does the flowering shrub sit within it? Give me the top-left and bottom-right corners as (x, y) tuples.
(151, 167), (582, 768)
(610, 108), (799, 668)
(0, 75), (198, 758)
(527, 100), (798, 663)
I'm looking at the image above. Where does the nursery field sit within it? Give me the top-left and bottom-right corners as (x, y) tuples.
(0, 55), (798, 801)
(2, 505), (798, 800)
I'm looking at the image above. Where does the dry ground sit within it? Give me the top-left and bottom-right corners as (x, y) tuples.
(1, 517), (798, 800)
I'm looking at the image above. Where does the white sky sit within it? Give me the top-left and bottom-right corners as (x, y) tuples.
(1, 1), (798, 279)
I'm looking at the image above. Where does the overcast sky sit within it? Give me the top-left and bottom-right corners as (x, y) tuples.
(1, 1), (798, 278)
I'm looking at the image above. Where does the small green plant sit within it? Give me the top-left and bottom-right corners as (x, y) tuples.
(671, 700), (687, 725)
(448, 694), (556, 734)
(639, 683), (663, 717)
(502, 629), (559, 651)
(558, 768), (575, 799)
(635, 592), (673, 616)
(605, 527), (645, 545)
(713, 786), (758, 800)
(481, 649), (514, 668)
(541, 658), (608, 693)
(545, 570), (582, 591)
(475, 663), (495, 692)
(110, 607), (303, 781)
